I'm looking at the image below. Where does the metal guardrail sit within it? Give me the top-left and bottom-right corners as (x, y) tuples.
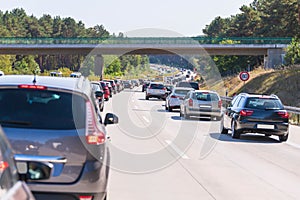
(221, 96), (300, 125)
(0, 37), (293, 45)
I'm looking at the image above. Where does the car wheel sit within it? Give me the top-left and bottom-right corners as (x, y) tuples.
(279, 133), (289, 142)
(100, 104), (104, 112)
(221, 125), (228, 134)
(180, 110), (183, 117)
(231, 121), (240, 139)
(105, 98), (109, 101)
(168, 105), (172, 112)
(165, 103), (168, 110)
(146, 96), (149, 100)
(184, 109), (191, 119)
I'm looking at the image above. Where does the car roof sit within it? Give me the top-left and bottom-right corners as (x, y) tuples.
(0, 75), (91, 95)
(193, 90), (218, 94)
(173, 87), (194, 91)
(238, 93), (278, 99)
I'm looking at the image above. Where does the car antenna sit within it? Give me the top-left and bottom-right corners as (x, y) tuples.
(32, 70), (37, 84)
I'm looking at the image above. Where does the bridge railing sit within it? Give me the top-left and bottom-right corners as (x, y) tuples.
(0, 37), (293, 45)
(221, 96), (300, 125)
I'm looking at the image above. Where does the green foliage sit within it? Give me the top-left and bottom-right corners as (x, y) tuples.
(285, 38), (300, 65)
(13, 55), (40, 74)
(0, 8), (149, 78)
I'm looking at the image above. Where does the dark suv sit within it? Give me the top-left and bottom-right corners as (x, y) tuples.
(222, 93), (289, 142)
(0, 75), (118, 200)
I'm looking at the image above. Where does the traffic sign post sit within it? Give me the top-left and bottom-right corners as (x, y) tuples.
(239, 71), (250, 93)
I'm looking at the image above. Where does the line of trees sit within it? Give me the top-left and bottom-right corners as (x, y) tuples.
(0, 8), (150, 77)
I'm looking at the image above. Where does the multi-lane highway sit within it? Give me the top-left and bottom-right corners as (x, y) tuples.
(104, 86), (300, 200)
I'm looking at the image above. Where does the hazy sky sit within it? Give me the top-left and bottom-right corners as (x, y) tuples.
(1, 0), (253, 36)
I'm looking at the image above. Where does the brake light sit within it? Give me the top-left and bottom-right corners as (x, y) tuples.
(18, 85), (47, 90)
(218, 100), (222, 108)
(240, 110), (254, 116)
(171, 95), (178, 99)
(0, 161), (9, 172)
(79, 196), (93, 200)
(188, 99), (193, 106)
(277, 111), (289, 119)
(85, 101), (105, 145)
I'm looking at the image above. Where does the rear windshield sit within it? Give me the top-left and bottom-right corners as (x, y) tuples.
(174, 89), (191, 95)
(0, 89), (86, 130)
(150, 84), (164, 89)
(245, 97), (283, 110)
(177, 82), (198, 90)
(193, 92), (219, 101)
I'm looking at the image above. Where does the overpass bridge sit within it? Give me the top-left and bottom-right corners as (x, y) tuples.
(0, 37), (292, 74)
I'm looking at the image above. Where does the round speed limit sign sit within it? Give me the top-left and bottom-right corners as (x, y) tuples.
(239, 71), (250, 81)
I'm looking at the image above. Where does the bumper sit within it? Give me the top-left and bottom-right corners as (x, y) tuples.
(237, 121), (289, 135)
(186, 107), (222, 118)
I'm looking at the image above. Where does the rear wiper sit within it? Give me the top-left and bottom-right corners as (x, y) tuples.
(0, 120), (32, 126)
(264, 107), (279, 110)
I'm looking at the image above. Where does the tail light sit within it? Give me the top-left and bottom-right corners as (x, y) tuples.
(85, 101), (105, 145)
(188, 99), (193, 107)
(171, 95), (178, 99)
(240, 110), (254, 117)
(218, 100), (222, 108)
(18, 85), (47, 90)
(277, 111), (289, 119)
(0, 161), (9, 172)
(79, 196), (93, 200)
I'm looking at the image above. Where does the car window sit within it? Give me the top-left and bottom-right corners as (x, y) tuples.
(174, 89), (191, 95)
(245, 98), (283, 110)
(237, 96), (245, 107)
(150, 84), (164, 89)
(91, 83), (101, 92)
(0, 89), (86, 130)
(192, 92), (217, 101)
(231, 96), (240, 107)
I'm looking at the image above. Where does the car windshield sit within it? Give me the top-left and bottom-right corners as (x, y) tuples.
(0, 89), (86, 130)
(245, 97), (283, 110)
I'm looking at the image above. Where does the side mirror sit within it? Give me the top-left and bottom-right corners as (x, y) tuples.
(95, 91), (104, 98)
(16, 161), (52, 181)
(104, 113), (119, 126)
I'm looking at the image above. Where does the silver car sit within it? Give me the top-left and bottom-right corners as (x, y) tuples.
(0, 75), (118, 200)
(180, 90), (223, 120)
(165, 87), (194, 112)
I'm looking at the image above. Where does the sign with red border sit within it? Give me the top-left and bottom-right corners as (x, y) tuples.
(239, 71), (250, 81)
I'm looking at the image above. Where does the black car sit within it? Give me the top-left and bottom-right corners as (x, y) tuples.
(222, 93), (289, 142)
(176, 81), (199, 90)
(142, 82), (150, 92)
(91, 81), (105, 112)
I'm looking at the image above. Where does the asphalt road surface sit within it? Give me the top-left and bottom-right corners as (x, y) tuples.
(104, 86), (300, 200)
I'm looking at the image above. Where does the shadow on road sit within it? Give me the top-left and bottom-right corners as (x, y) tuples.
(210, 133), (280, 144)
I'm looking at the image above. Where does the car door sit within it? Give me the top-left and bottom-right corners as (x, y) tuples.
(224, 96), (241, 129)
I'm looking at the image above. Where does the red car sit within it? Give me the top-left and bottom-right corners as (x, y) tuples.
(100, 81), (110, 101)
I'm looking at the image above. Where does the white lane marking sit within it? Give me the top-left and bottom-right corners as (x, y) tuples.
(165, 140), (189, 159)
(142, 116), (150, 123)
(287, 142), (300, 149)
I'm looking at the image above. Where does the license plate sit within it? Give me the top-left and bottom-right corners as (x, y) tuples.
(257, 124), (274, 129)
(199, 105), (211, 108)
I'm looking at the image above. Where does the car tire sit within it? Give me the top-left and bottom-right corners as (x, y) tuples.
(105, 98), (109, 101)
(279, 133), (289, 142)
(184, 109), (191, 119)
(168, 105), (173, 112)
(100, 105), (104, 112)
(146, 96), (149, 100)
(231, 121), (240, 139)
(221, 126), (228, 134)
(180, 110), (183, 117)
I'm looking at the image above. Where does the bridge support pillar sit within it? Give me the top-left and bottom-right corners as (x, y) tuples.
(94, 54), (104, 80)
(266, 49), (285, 69)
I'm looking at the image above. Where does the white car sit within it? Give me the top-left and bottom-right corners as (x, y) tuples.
(165, 87), (194, 112)
(180, 90), (223, 120)
(146, 82), (167, 100)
